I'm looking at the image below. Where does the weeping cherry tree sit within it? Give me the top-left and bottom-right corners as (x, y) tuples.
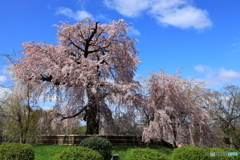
(10, 18), (141, 134)
(142, 69), (221, 147)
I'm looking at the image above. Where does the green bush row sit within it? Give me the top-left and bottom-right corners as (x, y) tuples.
(0, 137), (112, 160)
(52, 146), (103, 160)
(0, 143), (35, 160)
(173, 145), (240, 160)
(1, 141), (239, 160)
(0, 142), (104, 160)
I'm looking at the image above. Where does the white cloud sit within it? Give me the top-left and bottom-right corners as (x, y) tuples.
(0, 75), (7, 83)
(128, 27), (141, 36)
(152, 6), (212, 29)
(104, 0), (212, 30)
(218, 68), (240, 82)
(194, 65), (215, 79)
(104, 0), (149, 17)
(194, 65), (240, 87)
(56, 7), (93, 21)
(194, 65), (209, 73)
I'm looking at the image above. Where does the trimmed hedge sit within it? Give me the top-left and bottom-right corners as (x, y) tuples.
(52, 146), (103, 160)
(173, 145), (207, 160)
(79, 136), (112, 159)
(0, 142), (35, 160)
(124, 147), (169, 160)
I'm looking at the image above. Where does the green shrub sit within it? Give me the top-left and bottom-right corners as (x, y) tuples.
(79, 136), (112, 159)
(173, 145), (207, 160)
(218, 147), (239, 152)
(0, 142), (35, 160)
(52, 146), (103, 160)
(124, 147), (169, 160)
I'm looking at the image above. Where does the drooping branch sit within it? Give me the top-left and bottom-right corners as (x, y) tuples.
(0, 53), (18, 65)
(61, 104), (89, 121)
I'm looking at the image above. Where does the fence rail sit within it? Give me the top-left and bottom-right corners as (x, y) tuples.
(37, 135), (142, 145)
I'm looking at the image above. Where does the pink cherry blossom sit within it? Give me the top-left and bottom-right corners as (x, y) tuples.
(10, 18), (141, 134)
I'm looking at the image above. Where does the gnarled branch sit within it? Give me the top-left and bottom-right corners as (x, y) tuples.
(61, 104), (89, 121)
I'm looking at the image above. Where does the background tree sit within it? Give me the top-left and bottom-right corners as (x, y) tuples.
(142, 69), (221, 147)
(207, 84), (240, 149)
(10, 18), (141, 134)
(26, 108), (47, 143)
(0, 82), (41, 143)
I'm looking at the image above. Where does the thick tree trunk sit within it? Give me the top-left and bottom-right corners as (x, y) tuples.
(60, 90), (100, 134)
(85, 104), (99, 134)
(85, 92), (99, 134)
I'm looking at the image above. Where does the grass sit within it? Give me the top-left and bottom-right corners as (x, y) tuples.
(33, 144), (174, 160)
(33, 145), (75, 160)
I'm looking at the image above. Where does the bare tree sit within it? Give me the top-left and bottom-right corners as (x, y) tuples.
(0, 82), (40, 143)
(207, 84), (240, 148)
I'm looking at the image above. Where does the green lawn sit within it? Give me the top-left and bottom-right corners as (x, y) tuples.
(33, 144), (174, 160)
(33, 145), (74, 160)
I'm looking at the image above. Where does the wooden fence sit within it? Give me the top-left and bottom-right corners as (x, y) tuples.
(37, 135), (142, 145)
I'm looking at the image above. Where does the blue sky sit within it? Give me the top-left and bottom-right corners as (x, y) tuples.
(1, 0), (240, 102)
